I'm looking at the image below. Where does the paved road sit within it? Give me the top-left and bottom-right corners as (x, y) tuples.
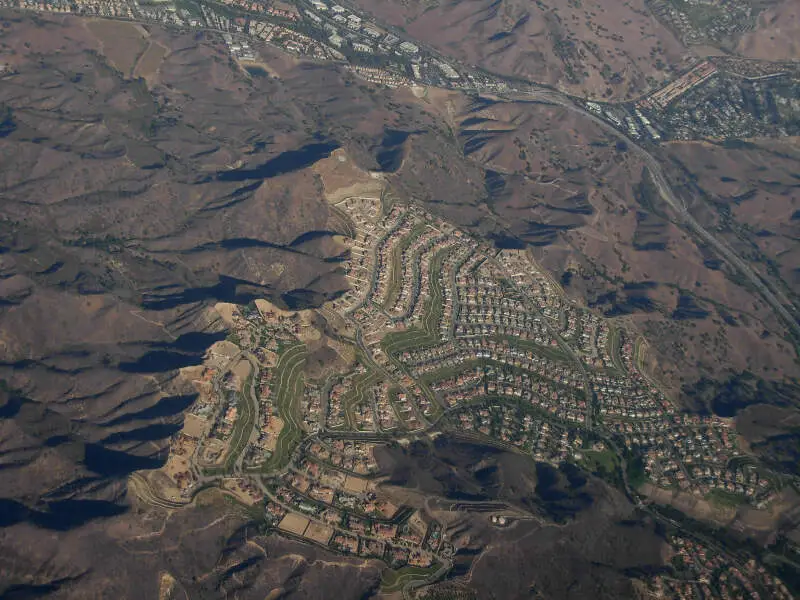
(232, 352), (262, 473)
(485, 252), (593, 430)
(353, 328), (432, 427)
(24, 0), (794, 339)
(510, 89), (800, 341)
(402, 558), (453, 600)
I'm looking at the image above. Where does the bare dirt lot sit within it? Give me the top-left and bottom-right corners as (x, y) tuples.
(278, 512), (311, 536)
(343, 475), (370, 494)
(183, 413), (209, 439)
(304, 522), (334, 545)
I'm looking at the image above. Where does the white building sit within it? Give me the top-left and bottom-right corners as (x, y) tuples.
(346, 14), (362, 29)
(363, 24), (382, 38)
(436, 60), (460, 79)
(398, 41), (419, 54)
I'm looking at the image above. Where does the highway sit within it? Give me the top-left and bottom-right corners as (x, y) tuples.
(26, 0), (795, 342)
(508, 88), (800, 342)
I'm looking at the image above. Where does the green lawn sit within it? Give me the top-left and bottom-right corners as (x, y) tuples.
(419, 360), (484, 387)
(377, 246), (460, 421)
(605, 327), (627, 375)
(706, 488), (747, 509)
(626, 452), (648, 490)
(579, 449), (621, 485)
(382, 327), (434, 355)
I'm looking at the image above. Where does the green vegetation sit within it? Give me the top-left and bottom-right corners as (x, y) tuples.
(378, 245), (460, 421)
(380, 563), (440, 593)
(605, 327), (627, 374)
(384, 223), (426, 309)
(224, 368), (257, 472)
(581, 449), (618, 474)
(706, 489), (747, 509)
(382, 327), (435, 355)
(625, 451), (648, 490)
(386, 386), (419, 429)
(419, 360), (484, 388)
(342, 362), (383, 429)
(579, 449), (623, 487)
(260, 343), (307, 473)
(494, 334), (570, 363)
(173, 0), (203, 16)
(381, 246), (454, 356)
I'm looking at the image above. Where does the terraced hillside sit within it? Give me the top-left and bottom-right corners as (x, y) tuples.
(139, 149), (797, 597)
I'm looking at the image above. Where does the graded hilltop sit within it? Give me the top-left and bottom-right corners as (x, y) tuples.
(0, 5), (799, 600)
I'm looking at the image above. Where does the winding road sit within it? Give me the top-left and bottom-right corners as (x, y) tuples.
(509, 89), (800, 341)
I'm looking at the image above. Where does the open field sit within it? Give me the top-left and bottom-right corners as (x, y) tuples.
(278, 512), (310, 536)
(182, 413), (208, 439)
(706, 489), (748, 509)
(343, 474), (369, 494)
(304, 522), (334, 544)
(86, 20), (147, 77)
(133, 40), (168, 83)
